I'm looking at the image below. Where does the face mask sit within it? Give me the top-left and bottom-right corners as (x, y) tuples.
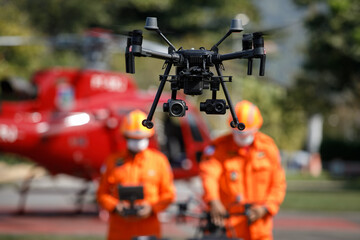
(233, 130), (255, 147)
(127, 138), (149, 153)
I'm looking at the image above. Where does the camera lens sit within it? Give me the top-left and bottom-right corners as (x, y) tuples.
(170, 102), (184, 116)
(200, 99), (227, 114)
(215, 102), (225, 113)
(165, 99), (187, 117)
(200, 102), (213, 112)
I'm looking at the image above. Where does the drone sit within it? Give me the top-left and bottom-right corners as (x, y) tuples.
(125, 17), (266, 130)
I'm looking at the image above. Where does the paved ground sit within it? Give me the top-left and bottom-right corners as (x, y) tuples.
(0, 175), (360, 240)
(1, 210), (359, 240)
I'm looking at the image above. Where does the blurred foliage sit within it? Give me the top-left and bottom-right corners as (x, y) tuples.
(0, 153), (31, 165)
(232, 75), (306, 150)
(15, 0), (258, 39)
(2, 0), (259, 78)
(0, 2), (46, 78)
(15, 0), (111, 35)
(240, 77), (307, 150)
(0, 1), (83, 79)
(291, 0), (360, 141)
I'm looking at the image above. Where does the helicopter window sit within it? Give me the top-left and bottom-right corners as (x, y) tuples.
(0, 77), (37, 101)
(155, 114), (186, 169)
(187, 113), (203, 142)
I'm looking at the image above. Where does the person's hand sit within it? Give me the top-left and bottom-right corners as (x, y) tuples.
(248, 205), (268, 223)
(137, 202), (152, 218)
(114, 202), (125, 215)
(209, 200), (227, 227)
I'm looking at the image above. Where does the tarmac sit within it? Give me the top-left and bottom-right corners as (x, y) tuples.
(0, 173), (359, 240)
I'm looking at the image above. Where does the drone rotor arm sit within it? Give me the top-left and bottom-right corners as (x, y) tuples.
(217, 49), (253, 61)
(217, 48), (266, 76)
(140, 48), (180, 62)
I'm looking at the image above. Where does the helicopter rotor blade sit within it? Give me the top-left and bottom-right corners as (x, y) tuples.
(0, 36), (47, 46)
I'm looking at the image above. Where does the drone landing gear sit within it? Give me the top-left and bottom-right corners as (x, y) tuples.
(215, 64), (245, 131)
(141, 62), (246, 131)
(142, 62), (173, 129)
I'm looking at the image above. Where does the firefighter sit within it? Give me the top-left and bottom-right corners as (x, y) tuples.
(97, 109), (176, 240)
(199, 100), (286, 240)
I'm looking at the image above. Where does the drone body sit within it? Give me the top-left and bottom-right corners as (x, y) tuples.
(125, 17), (266, 130)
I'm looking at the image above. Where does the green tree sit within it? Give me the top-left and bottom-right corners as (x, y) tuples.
(15, 0), (110, 35)
(104, 0), (258, 36)
(239, 77), (307, 150)
(291, 0), (360, 140)
(0, 2), (47, 78)
(11, 0), (259, 84)
(16, 0), (257, 44)
(0, 1), (84, 79)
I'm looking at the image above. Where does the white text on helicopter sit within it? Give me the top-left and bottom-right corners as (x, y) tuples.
(0, 124), (18, 143)
(90, 74), (128, 92)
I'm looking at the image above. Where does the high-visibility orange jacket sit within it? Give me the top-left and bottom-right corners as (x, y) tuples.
(97, 148), (176, 240)
(200, 132), (286, 240)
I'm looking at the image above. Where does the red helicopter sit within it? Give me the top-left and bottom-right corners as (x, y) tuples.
(0, 67), (211, 181)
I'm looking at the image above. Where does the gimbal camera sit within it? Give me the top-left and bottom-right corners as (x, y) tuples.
(125, 17), (266, 130)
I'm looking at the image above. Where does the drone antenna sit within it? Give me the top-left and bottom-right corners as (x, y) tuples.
(145, 17), (176, 51)
(211, 19), (243, 51)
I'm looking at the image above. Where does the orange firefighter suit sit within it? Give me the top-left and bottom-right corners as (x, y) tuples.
(200, 132), (286, 240)
(97, 148), (176, 240)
